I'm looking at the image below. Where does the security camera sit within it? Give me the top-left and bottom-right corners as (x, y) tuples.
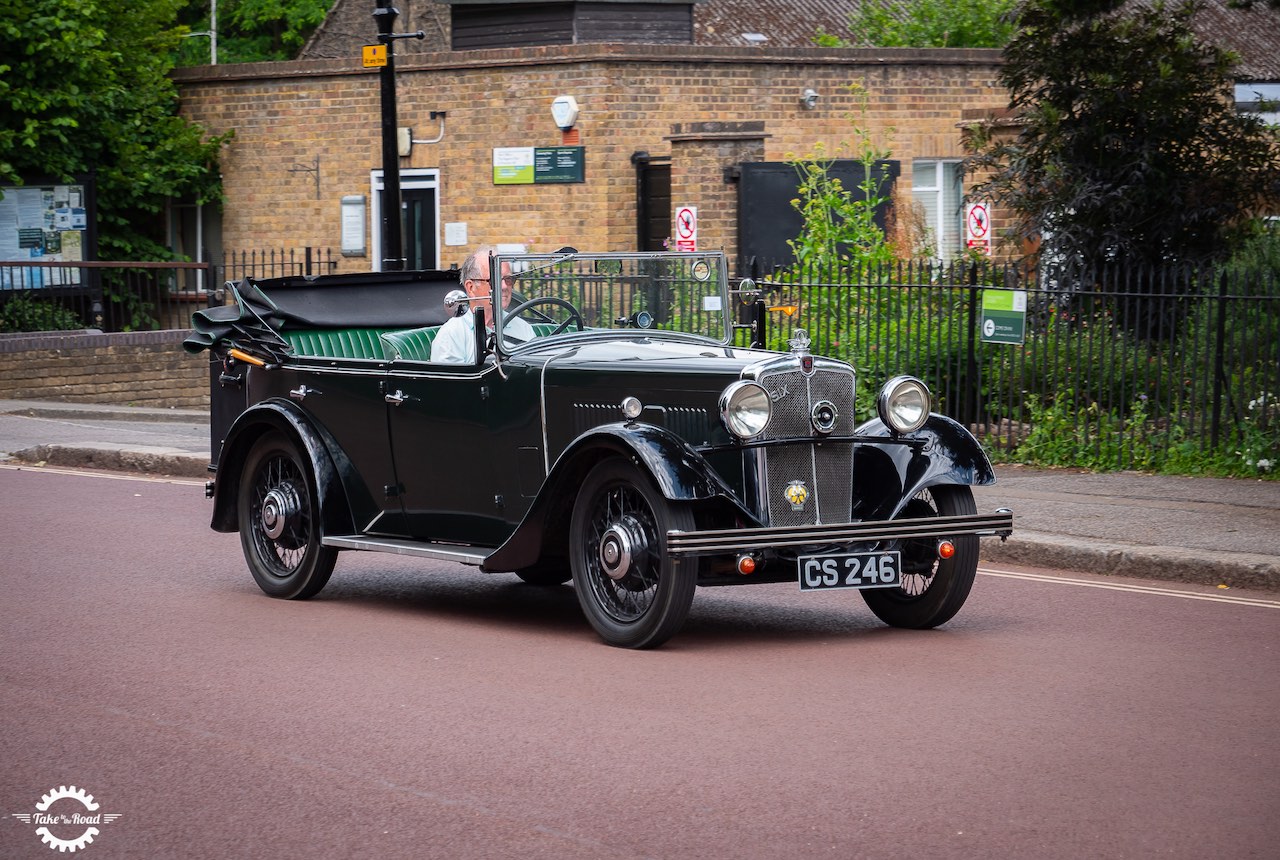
(801, 88), (820, 110)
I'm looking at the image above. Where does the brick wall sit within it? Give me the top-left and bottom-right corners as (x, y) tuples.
(0, 331), (209, 408)
(174, 45), (1005, 269)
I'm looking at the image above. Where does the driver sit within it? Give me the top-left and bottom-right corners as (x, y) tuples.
(430, 246), (535, 363)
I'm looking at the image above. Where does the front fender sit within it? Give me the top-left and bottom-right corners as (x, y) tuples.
(482, 422), (744, 572)
(851, 413), (996, 521)
(209, 399), (354, 537)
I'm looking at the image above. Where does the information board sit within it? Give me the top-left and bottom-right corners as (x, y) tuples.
(980, 289), (1027, 344)
(493, 147), (585, 185)
(1, 181), (93, 287)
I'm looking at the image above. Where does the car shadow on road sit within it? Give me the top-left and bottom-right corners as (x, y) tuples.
(295, 560), (1009, 648)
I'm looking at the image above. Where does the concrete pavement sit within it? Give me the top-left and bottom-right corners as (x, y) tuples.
(2, 398), (1276, 591)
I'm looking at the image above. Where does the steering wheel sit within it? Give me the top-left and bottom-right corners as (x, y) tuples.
(504, 296), (585, 337)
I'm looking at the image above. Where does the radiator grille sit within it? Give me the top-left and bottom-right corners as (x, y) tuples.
(757, 364), (856, 526)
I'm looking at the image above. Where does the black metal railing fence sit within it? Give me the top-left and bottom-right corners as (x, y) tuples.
(0, 260), (216, 333)
(219, 247), (337, 282)
(739, 257), (1279, 471)
(0, 248), (339, 334)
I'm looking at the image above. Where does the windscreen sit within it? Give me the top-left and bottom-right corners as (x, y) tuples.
(491, 251), (731, 350)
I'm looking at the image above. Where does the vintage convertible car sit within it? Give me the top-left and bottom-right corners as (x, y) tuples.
(186, 251), (1011, 648)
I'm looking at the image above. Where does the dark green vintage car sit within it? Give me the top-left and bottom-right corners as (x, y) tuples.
(187, 251), (1011, 648)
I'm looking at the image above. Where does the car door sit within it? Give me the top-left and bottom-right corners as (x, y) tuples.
(384, 354), (550, 548)
(254, 361), (408, 537)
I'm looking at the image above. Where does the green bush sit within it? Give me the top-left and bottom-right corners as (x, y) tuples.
(0, 294), (85, 333)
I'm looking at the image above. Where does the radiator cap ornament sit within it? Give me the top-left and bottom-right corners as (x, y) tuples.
(789, 329), (814, 375)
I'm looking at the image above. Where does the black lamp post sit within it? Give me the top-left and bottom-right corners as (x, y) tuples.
(372, 1), (423, 271)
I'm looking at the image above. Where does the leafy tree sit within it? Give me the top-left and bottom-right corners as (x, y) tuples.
(786, 84), (897, 269)
(0, 0), (228, 260)
(815, 0), (1017, 48)
(965, 0), (1280, 268)
(175, 0), (335, 65)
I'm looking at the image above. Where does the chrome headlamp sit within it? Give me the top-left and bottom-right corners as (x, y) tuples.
(720, 381), (771, 440)
(877, 376), (931, 434)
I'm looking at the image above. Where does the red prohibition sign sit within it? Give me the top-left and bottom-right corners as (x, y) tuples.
(967, 204), (989, 239)
(676, 207), (696, 239)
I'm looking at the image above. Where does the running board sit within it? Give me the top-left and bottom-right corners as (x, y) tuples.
(666, 511), (1014, 556)
(322, 535), (489, 566)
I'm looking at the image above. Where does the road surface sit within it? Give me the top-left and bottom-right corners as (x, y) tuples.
(2, 465), (1277, 859)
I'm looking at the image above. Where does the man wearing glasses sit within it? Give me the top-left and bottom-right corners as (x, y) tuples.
(431, 246), (536, 363)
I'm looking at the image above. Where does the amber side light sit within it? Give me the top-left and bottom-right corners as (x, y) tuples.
(937, 540), (956, 560)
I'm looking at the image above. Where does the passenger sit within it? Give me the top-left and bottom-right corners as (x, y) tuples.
(430, 247), (535, 363)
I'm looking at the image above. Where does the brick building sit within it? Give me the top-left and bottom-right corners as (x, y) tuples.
(172, 1), (1006, 273)
(170, 0), (1279, 275)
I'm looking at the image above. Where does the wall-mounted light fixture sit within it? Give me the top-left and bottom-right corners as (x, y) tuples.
(800, 88), (820, 110)
(398, 111), (448, 156)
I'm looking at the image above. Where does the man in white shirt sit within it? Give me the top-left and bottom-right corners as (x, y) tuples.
(431, 247), (535, 363)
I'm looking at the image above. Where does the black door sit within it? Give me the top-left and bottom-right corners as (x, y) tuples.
(635, 156), (672, 251)
(402, 187), (438, 270)
(736, 160), (901, 268)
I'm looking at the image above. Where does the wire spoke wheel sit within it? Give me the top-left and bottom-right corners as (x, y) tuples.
(860, 485), (978, 629)
(237, 431), (336, 600)
(570, 458), (696, 648)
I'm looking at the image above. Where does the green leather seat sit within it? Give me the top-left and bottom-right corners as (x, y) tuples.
(380, 326), (440, 362)
(282, 328), (392, 360)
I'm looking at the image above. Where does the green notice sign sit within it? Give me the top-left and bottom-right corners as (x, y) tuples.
(493, 147), (585, 185)
(981, 289), (1027, 344)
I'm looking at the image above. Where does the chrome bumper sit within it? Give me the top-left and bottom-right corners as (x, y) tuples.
(666, 511), (1014, 556)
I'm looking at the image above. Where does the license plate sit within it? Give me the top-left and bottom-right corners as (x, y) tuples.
(798, 551), (901, 591)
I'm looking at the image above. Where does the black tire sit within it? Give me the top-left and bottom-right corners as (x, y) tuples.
(237, 431), (337, 600)
(569, 458), (696, 648)
(860, 485), (978, 629)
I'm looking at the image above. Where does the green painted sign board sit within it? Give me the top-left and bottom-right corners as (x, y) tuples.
(980, 289), (1027, 344)
(493, 147), (585, 185)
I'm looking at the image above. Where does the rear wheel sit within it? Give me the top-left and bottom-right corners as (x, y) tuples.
(570, 458), (696, 648)
(860, 485), (978, 629)
(237, 431), (337, 599)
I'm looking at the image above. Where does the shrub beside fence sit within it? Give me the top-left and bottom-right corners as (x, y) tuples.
(742, 258), (1279, 477)
(0, 248), (338, 334)
(0, 260), (215, 333)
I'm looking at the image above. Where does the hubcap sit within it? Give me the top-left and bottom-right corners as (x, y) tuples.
(598, 514), (648, 581)
(261, 484), (303, 540)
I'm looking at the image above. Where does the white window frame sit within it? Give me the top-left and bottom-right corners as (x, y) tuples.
(912, 159), (964, 263)
(370, 168), (440, 272)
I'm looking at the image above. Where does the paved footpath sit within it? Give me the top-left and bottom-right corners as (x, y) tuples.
(1, 399), (1276, 591)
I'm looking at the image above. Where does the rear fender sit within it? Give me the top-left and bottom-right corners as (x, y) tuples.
(209, 399), (354, 536)
(482, 422), (746, 572)
(852, 413), (996, 521)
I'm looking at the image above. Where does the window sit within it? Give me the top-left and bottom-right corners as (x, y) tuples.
(912, 160), (964, 262)
(1235, 82), (1280, 126)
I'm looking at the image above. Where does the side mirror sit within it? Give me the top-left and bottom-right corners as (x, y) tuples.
(444, 289), (469, 317)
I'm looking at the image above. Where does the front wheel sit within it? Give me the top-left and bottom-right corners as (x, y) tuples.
(860, 485), (978, 629)
(237, 431), (337, 600)
(570, 458), (696, 648)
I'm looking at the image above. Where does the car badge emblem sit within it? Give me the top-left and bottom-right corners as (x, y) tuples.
(768, 383), (789, 402)
(784, 480), (808, 510)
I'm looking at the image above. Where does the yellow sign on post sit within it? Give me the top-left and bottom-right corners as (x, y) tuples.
(362, 45), (387, 67)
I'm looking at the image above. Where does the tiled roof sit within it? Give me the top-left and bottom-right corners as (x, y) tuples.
(1135, 0), (1280, 80)
(693, 0), (859, 47)
(300, 0), (1280, 82)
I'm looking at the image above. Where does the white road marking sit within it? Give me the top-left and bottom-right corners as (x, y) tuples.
(979, 567), (1280, 608)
